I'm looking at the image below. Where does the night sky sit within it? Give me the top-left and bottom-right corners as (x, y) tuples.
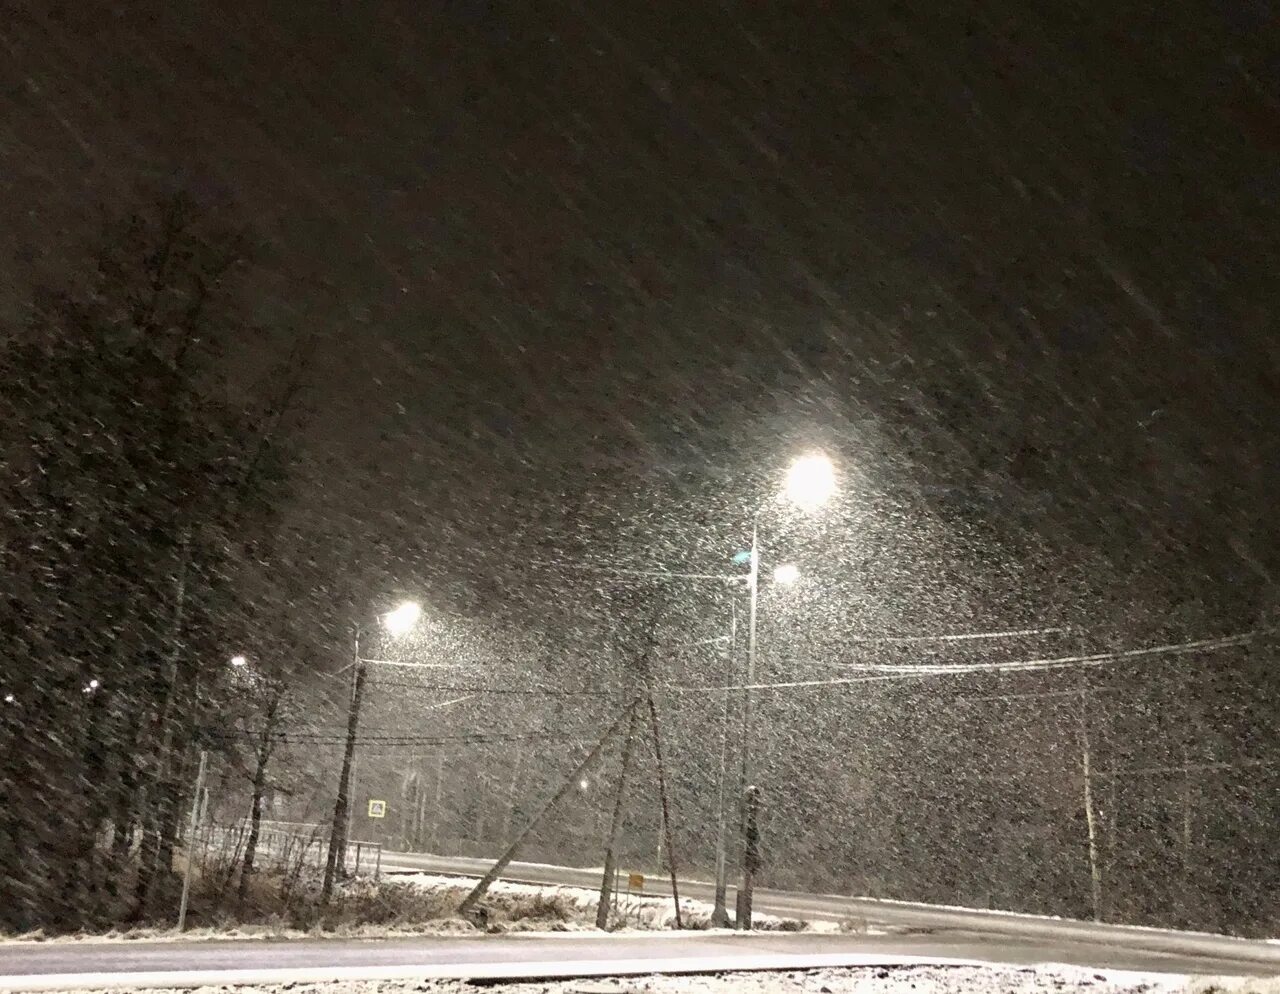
(2, 1), (1277, 629)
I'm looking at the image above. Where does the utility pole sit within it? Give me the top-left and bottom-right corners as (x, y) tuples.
(459, 702), (637, 916)
(1078, 675), (1103, 921)
(176, 750), (208, 931)
(501, 742), (526, 844)
(646, 694), (683, 929)
(711, 600), (737, 926)
(737, 521), (760, 929)
(323, 631), (367, 902)
(597, 708), (639, 929)
(739, 785), (761, 931)
(432, 752), (444, 851)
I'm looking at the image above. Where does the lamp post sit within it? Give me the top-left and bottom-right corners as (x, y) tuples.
(735, 452), (835, 929)
(323, 600), (421, 901)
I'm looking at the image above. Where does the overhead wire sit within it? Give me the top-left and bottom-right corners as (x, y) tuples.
(664, 627), (1272, 693)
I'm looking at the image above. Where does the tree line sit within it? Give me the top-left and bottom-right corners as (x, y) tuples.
(0, 198), (350, 932)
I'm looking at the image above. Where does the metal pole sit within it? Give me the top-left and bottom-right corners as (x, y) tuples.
(711, 599), (737, 926)
(737, 521), (760, 929)
(177, 750), (208, 931)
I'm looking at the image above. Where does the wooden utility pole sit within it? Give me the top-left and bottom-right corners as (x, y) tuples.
(176, 750), (207, 931)
(596, 708), (639, 929)
(1078, 675), (1103, 921)
(459, 702), (637, 917)
(738, 785), (761, 930)
(501, 742), (526, 843)
(431, 752), (444, 851)
(323, 651), (366, 902)
(646, 694), (683, 929)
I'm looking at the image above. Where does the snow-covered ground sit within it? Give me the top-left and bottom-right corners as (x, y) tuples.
(388, 871), (853, 934)
(30, 962), (1267, 994)
(3, 872), (850, 945)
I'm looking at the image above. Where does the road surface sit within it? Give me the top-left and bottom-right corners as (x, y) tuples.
(380, 849), (1280, 970)
(1, 928), (1278, 991)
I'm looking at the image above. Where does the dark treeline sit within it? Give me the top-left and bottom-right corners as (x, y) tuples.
(0, 201), (347, 931)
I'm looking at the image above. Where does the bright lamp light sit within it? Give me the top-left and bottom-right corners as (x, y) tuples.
(773, 563), (800, 585)
(229, 655), (248, 667)
(382, 601), (422, 636)
(784, 453), (836, 510)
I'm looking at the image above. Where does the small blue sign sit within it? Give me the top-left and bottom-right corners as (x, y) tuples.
(732, 550), (752, 565)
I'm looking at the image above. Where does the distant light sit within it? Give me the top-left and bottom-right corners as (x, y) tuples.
(773, 563), (800, 585)
(578, 778), (590, 791)
(230, 655), (248, 667)
(784, 453), (836, 511)
(83, 679), (100, 694)
(3, 693), (14, 705)
(382, 601), (423, 636)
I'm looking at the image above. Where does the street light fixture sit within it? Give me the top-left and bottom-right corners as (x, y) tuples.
(783, 453), (836, 511)
(382, 601), (422, 637)
(229, 654), (248, 667)
(772, 563), (800, 585)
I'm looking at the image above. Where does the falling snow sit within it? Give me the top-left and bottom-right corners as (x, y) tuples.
(1, 0), (1277, 966)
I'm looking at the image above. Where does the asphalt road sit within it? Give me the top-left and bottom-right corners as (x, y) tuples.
(2, 928), (1278, 992)
(380, 850), (1280, 971)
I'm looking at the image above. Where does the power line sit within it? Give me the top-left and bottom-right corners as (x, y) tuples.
(206, 728), (586, 747)
(364, 681), (617, 697)
(844, 625), (1068, 644)
(1101, 758), (1275, 778)
(665, 627), (1272, 693)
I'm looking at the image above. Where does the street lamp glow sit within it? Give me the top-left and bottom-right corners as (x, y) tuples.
(772, 563), (800, 585)
(229, 655), (248, 667)
(382, 600), (422, 636)
(784, 453), (836, 510)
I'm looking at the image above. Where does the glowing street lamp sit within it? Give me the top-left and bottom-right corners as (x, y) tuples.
(382, 601), (422, 637)
(229, 654), (248, 668)
(783, 453), (836, 511)
(772, 563), (800, 585)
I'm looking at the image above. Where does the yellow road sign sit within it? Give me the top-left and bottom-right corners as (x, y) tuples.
(367, 799), (387, 818)
(628, 872), (645, 890)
